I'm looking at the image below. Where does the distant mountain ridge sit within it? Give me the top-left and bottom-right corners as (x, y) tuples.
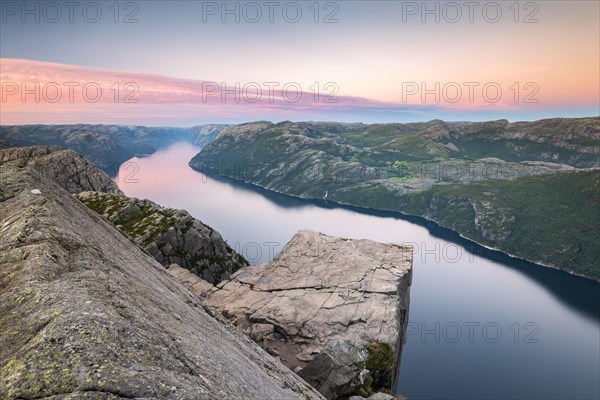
(190, 117), (600, 279)
(204, 117), (599, 168)
(2, 118), (598, 278)
(0, 124), (229, 175)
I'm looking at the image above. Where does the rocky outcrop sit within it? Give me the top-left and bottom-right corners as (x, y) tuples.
(0, 147), (324, 399)
(297, 340), (370, 399)
(75, 191), (248, 284)
(204, 229), (413, 398)
(0, 146), (246, 284)
(0, 146), (122, 195)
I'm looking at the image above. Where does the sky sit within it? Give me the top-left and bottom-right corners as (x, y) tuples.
(0, 0), (599, 126)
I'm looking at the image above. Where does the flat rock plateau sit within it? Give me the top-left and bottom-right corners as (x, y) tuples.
(206, 229), (413, 371)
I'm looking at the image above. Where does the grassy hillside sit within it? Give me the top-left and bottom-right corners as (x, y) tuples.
(332, 171), (600, 278)
(190, 117), (600, 279)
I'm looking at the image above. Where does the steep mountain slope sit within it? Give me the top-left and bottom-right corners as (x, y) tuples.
(190, 117), (600, 279)
(332, 170), (600, 277)
(0, 147), (324, 399)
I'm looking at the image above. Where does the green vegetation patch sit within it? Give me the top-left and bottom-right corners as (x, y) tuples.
(353, 342), (396, 397)
(364, 342), (396, 377)
(77, 192), (178, 246)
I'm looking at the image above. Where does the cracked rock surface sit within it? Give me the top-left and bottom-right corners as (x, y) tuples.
(205, 229), (413, 374)
(0, 147), (325, 400)
(0, 146), (122, 195)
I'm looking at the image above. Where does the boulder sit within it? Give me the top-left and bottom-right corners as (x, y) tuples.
(349, 393), (397, 400)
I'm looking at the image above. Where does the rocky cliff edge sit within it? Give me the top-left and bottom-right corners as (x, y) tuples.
(0, 147), (324, 400)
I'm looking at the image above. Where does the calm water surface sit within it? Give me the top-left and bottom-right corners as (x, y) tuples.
(117, 142), (600, 400)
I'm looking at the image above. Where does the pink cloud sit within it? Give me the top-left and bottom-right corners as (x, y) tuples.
(0, 58), (554, 125)
(1, 58), (387, 107)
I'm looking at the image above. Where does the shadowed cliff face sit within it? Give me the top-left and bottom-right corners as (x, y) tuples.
(0, 148), (325, 400)
(76, 191), (249, 284)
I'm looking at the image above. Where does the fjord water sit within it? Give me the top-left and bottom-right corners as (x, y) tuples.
(117, 142), (600, 400)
